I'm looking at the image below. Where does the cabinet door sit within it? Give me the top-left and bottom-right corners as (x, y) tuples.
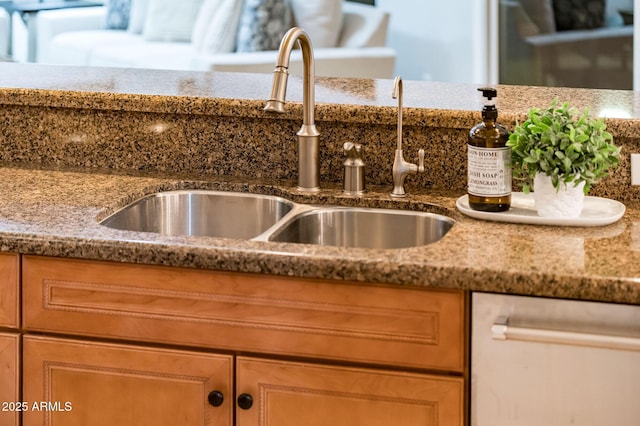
(0, 253), (19, 328)
(236, 357), (464, 426)
(23, 336), (233, 426)
(0, 333), (20, 426)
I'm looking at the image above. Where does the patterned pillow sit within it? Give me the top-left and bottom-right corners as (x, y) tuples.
(105, 0), (131, 30)
(235, 0), (292, 53)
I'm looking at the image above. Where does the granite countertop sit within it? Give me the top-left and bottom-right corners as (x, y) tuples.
(0, 165), (637, 305)
(1, 63), (639, 305)
(2, 63), (640, 134)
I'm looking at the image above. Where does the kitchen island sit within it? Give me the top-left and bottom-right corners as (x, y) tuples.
(0, 63), (639, 425)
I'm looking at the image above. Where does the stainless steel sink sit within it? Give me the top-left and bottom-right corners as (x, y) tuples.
(101, 190), (454, 249)
(268, 207), (454, 249)
(100, 190), (294, 239)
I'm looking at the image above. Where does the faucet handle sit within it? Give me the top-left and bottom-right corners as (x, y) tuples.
(418, 149), (425, 173)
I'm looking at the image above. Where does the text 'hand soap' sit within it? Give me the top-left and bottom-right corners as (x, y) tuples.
(467, 87), (511, 212)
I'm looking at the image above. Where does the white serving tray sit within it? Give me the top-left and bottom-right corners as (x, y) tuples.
(456, 193), (625, 227)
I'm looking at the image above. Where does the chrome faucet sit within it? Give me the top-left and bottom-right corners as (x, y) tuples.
(264, 27), (320, 192)
(391, 76), (424, 198)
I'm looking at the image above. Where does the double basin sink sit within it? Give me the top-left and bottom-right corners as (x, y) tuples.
(100, 190), (454, 249)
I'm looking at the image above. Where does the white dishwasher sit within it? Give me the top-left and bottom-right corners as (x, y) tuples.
(471, 292), (640, 426)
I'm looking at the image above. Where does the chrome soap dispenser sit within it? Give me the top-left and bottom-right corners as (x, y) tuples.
(467, 87), (511, 212)
(343, 142), (366, 195)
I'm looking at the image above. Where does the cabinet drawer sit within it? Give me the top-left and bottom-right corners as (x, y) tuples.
(0, 253), (19, 329)
(23, 255), (465, 372)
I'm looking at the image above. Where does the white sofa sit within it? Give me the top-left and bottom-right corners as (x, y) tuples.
(33, 1), (395, 78)
(0, 11), (8, 60)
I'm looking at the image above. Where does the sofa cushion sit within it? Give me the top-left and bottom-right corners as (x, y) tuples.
(105, 0), (130, 30)
(142, 0), (203, 42)
(192, 0), (244, 53)
(337, 1), (389, 48)
(236, 0), (292, 52)
(128, 0), (149, 33)
(36, 7), (110, 63)
(290, 0), (342, 48)
(47, 30), (143, 65)
(189, 46), (394, 78)
(90, 41), (195, 69)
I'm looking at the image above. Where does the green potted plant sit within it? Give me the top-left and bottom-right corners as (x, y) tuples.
(507, 100), (621, 218)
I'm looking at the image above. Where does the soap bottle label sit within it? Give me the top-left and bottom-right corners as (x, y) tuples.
(467, 146), (511, 197)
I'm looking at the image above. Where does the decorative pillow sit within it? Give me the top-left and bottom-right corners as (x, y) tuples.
(128, 0), (150, 34)
(192, 0), (244, 54)
(191, 0), (223, 46)
(236, 0), (292, 52)
(552, 0), (605, 31)
(289, 0), (342, 48)
(519, 0), (556, 34)
(105, 0), (131, 30)
(142, 0), (204, 42)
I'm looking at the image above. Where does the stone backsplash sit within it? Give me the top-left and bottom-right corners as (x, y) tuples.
(1, 103), (637, 202)
(1, 64), (639, 202)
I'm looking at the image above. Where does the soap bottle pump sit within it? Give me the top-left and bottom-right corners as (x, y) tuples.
(467, 87), (511, 212)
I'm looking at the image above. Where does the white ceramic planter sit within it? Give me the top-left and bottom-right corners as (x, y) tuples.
(533, 173), (586, 218)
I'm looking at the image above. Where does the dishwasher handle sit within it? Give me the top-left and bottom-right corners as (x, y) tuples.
(491, 315), (640, 352)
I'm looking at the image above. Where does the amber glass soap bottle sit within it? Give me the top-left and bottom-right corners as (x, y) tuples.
(467, 87), (511, 212)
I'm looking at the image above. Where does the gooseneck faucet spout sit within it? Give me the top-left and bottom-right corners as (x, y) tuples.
(264, 27), (320, 192)
(391, 76), (424, 198)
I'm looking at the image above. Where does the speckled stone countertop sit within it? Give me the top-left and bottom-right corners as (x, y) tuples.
(0, 165), (637, 306)
(2, 62), (640, 130)
(1, 63), (639, 306)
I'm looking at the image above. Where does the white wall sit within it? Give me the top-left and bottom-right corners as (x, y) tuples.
(377, 0), (486, 83)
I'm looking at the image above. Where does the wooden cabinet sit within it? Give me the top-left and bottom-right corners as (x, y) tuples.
(22, 335), (233, 426)
(236, 357), (464, 426)
(20, 336), (464, 426)
(0, 253), (19, 329)
(0, 333), (20, 426)
(21, 255), (467, 425)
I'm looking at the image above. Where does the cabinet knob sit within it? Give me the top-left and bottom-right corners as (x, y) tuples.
(237, 393), (253, 410)
(207, 390), (224, 407)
